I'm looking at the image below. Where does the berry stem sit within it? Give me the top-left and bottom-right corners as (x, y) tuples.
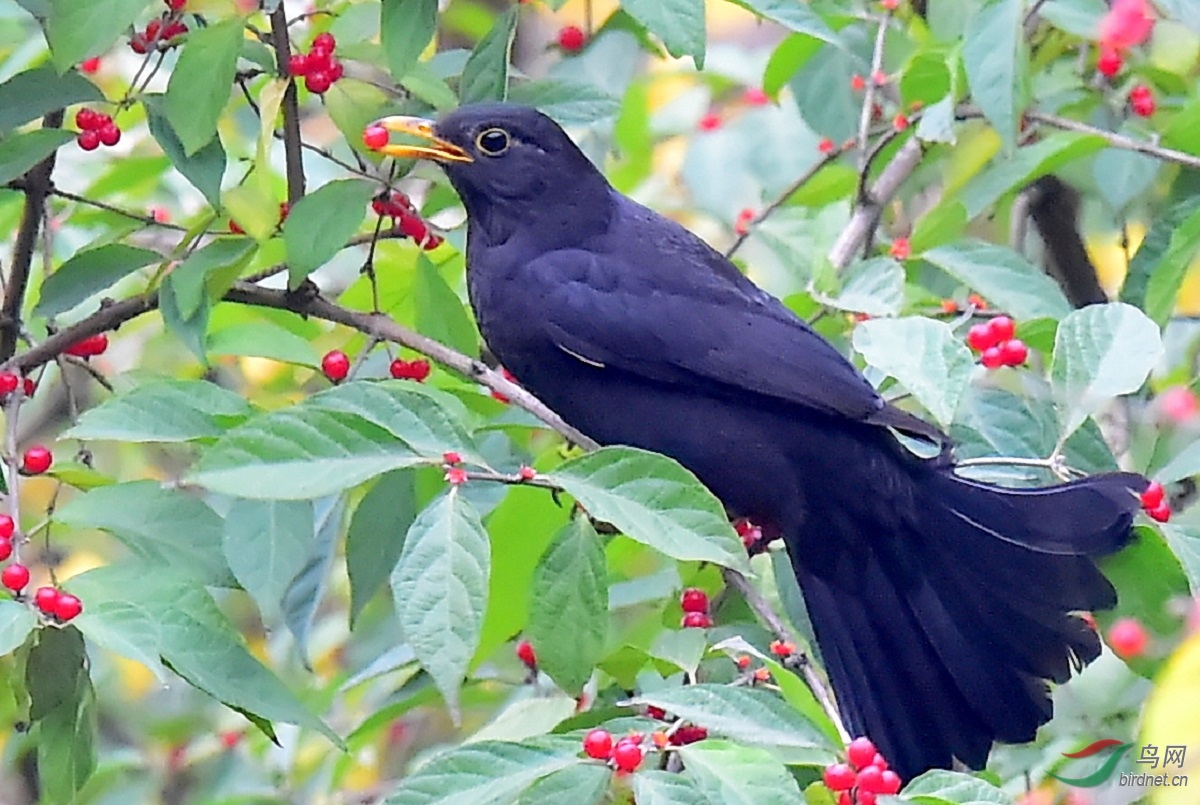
(4, 390), (24, 564)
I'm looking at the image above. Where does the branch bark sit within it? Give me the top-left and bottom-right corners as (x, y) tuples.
(268, 3), (306, 204)
(827, 136), (924, 270)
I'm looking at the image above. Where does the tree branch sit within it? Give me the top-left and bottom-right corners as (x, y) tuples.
(3, 110), (65, 362)
(828, 137), (924, 270)
(268, 4), (306, 204)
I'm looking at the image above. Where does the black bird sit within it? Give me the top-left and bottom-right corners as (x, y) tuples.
(375, 104), (1146, 779)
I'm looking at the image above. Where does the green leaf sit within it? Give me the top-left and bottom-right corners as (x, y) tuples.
(1093, 147), (1159, 212)
(853, 317), (975, 428)
(71, 597), (168, 681)
(528, 519), (608, 695)
(507, 80), (621, 126)
(0, 67), (101, 131)
(65, 379), (253, 443)
(34, 243), (161, 320)
(0, 128), (72, 187)
(45, 0), (148, 71)
(415, 256), (478, 357)
(381, 0), (438, 82)
(222, 183), (279, 241)
(391, 490), (489, 719)
(28, 627), (96, 803)
(1154, 439), (1200, 486)
(167, 237), (257, 319)
(956, 132), (1106, 218)
(1142, 202), (1200, 325)
(0, 599), (36, 656)
(548, 447), (750, 573)
(385, 739), (579, 805)
(677, 741), (806, 804)
(348, 469), (418, 624)
(144, 94), (227, 209)
(56, 481), (235, 586)
(623, 0), (707, 68)
(1050, 303), (1162, 437)
(924, 240), (1073, 320)
(164, 16), (245, 155)
(517, 762), (611, 805)
(468, 696), (578, 745)
(160, 267), (211, 363)
(902, 769), (1012, 804)
(459, 7), (517, 104)
(1100, 526), (1190, 641)
(208, 320), (321, 366)
(962, 0), (1024, 150)
(282, 497), (340, 665)
(1162, 524), (1200, 595)
(630, 684), (831, 752)
(284, 179), (374, 286)
(633, 771), (707, 805)
(723, 0), (841, 45)
(817, 258), (905, 317)
(224, 499), (313, 621)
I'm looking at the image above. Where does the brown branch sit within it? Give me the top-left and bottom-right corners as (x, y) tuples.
(3, 110), (65, 362)
(857, 10), (892, 165)
(1026, 110), (1200, 171)
(827, 137), (924, 270)
(268, 4), (306, 204)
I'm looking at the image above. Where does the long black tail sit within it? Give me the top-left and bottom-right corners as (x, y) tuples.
(791, 469), (1144, 780)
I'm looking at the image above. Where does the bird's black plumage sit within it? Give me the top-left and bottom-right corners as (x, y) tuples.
(396, 103), (1145, 778)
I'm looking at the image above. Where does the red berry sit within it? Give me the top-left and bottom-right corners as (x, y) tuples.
(846, 736), (877, 769)
(870, 753), (888, 771)
(518, 465), (536, 481)
(130, 35), (148, 54)
(966, 323), (996, 352)
(98, 122), (121, 147)
(858, 792), (878, 805)
(823, 763), (856, 791)
(65, 333), (108, 358)
(0, 539), (11, 562)
(680, 587), (709, 613)
(670, 725), (708, 745)
(583, 729), (613, 759)
(444, 467), (468, 485)
(856, 765), (886, 794)
(743, 87), (769, 106)
(850, 74), (866, 91)
(22, 378), (35, 397)
(305, 71), (332, 94)
(362, 125), (389, 150)
(163, 21), (188, 40)
(76, 109), (100, 130)
(837, 794), (853, 805)
(880, 770), (902, 794)
(398, 214), (429, 242)
(53, 593), (82, 621)
(557, 25), (586, 53)
(681, 611), (712, 628)
(145, 19), (162, 42)
(0, 514), (14, 540)
(288, 53), (309, 76)
(442, 451), (463, 465)
(940, 299), (958, 313)
(77, 130), (100, 151)
(889, 238), (910, 260)
(516, 639), (536, 667)
(769, 639), (796, 657)
(980, 346), (1005, 369)
(21, 446), (52, 475)
(968, 293), (988, 310)
(1130, 85), (1156, 117)
(611, 740), (643, 773)
(735, 654), (751, 669)
(1108, 616), (1148, 659)
(892, 114), (909, 131)
(987, 315), (1015, 342)
(999, 339), (1028, 366)
(1141, 481), (1165, 510)
(389, 358), (431, 382)
(167, 0), (187, 9)
(81, 57), (101, 74)
(278, 202), (290, 223)
(698, 113), (721, 132)
(305, 48), (333, 74)
(1, 563), (29, 592)
(818, 137), (836, 154)
(0, 373), (16, 395)
(1147, 502), (1171, 522)
(881, 0), (899, 9)
(320, 350), (350, 382)
(1097, 49), (1123, 77)
(34, 586), (58, 614)
(312, 32), (336, 52)
(327, 60), (344, 83)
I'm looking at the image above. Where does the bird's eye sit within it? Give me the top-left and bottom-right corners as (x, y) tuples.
(475, 128), (511, 156)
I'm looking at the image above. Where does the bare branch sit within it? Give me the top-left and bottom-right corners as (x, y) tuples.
(828, 137), (924, 270)
(268, 4), (306, 204)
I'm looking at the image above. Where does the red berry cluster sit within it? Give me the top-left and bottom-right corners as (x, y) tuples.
(1129, 84), (1156, 117)
(33, 585), (84, 622)
(1108, 616), (1148, 659)
(966, 316), (1027, 369)
(65, 333), (109, 359)
(0, 371), (36, 401)
(22, 446), (53, 475)
(130, 16), (189, 55)
(557, 25), (586, 53)
(582, 729), (644, 773)
(679, 587), (712, 628)
(321, 350), (350, 382)
(390, 357), (431, 382)
(370, 191), (443, 250)
(74, 108), (121, 151)
(288, 32), (344, 95)
(823, 737), (902, 805)
(1140, 480), (1170, 523)
(443, 452), (467, 485)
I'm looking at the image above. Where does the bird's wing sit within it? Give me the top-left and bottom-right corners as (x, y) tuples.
(528, 248), (887, 422)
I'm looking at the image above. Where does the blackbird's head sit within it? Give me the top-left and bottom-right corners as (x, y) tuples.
(372, 104), (611, 244)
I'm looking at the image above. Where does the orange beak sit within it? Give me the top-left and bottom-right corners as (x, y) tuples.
(371, 116), (473, 163)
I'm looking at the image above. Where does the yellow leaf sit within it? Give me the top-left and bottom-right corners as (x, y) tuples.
(1142, 632), (1200, 805)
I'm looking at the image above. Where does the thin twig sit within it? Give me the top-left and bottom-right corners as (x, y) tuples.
(47, 186), (189, 231)
(268, 4), (306, 204)
(3, 111), (64, 362)
(857, 10), (892, 166)
(828, 137), (924, 270)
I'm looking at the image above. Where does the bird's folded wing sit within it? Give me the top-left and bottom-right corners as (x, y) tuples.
(530, 249), (886, 422)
